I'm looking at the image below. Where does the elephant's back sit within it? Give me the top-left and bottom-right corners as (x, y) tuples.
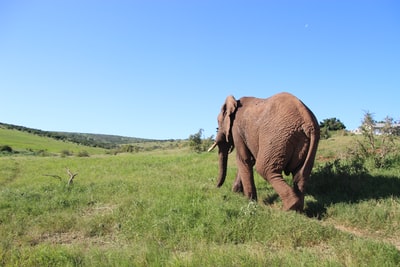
(264, 92), (319, 131)
(237, 92), (319, 139)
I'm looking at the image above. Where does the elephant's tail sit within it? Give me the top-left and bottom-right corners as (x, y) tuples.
(294, 124), (320, 189)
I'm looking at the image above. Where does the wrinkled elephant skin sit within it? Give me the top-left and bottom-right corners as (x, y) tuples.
(209, 92), (320, 212)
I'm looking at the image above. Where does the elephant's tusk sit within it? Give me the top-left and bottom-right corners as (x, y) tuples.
(207, 142), (217, 152)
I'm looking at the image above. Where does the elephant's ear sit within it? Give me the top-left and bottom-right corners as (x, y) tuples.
(223, 95), (237, 142)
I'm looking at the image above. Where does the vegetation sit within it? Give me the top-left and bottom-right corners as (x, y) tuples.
(319, 117), (346, 139)
(188, 129), (214, 153)
(0, 126), (106, 156)
(0, 123), (400, 266)
(0, 124), (182, 157)
(0, 145), (13, 153)
(319, 117), (346, 131)
(356, 112), (398, 168)
(0, 122), (171, 149)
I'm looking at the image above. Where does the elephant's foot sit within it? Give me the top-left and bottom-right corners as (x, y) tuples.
(232, 181), (243, 193)
(232, 172), (243, 193)
(268, 178), (303, 211)
(283, 196), (304, 212)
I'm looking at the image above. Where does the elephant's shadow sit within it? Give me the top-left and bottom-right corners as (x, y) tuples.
(305, 171), (400, 219)
(262, 170), (400, 219)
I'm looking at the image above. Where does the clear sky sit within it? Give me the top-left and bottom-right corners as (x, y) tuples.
(1, 1), (399, 140)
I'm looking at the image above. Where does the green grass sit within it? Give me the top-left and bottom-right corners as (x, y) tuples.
(0, 128), (106, 156)
(1, 141), (400, 266)
(315, 131), (364, 161)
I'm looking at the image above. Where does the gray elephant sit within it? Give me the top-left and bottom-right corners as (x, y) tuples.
(208, 92), (320, 211)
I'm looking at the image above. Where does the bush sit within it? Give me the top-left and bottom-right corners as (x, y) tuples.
(188, 129), (214, 153)
(307, 156), (368, 206)
(60, 150), (73, 157)
(189, 129), (203, 152)
(77, 150), (90, 157)
(357, 112), (397, 168)
(36, 149), (51, 157)
(320, 127), (332, 140)
(0, 145), (13, 153)
(319, 117), (346, 131)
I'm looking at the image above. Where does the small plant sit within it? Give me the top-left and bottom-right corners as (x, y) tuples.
(240, 201), (258, 216)
(43, 168), (78, 186)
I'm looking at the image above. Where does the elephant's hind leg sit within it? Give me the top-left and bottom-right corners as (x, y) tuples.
(262, 171), (303, 211)
(292, 170), (309, 212)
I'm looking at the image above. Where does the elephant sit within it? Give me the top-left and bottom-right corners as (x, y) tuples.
(208, 92), (320, 211)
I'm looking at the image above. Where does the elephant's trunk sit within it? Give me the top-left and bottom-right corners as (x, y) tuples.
(216, 144), (229, 187)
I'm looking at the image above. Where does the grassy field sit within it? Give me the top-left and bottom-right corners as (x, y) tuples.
(0, 128), (106, 156)
(1, 131), (400, 266)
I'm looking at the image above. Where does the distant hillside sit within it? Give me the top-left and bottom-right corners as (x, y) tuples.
(0, 122), (168, 149)
(0, 127), (106, 155)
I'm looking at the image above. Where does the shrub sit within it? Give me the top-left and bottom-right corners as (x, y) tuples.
(60, 150), (72, 157)
(188, 129), (214, 153)
(320, 126), (331, 140)
(357, 112), (397, 168)
(319, 117), (346, 131)
(189, 129), (203, 152)
(308, 154), (368, 204)
(77, 150), (90, 157)
(0, 145), (13, 153)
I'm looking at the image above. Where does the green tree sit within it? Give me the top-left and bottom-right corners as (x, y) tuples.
(319, 117), (346, 139)
(189, 129), (204, 153)
(319, 118), (346, 131)
(359, 111), (376, 152)
(188, 129), (214, 153)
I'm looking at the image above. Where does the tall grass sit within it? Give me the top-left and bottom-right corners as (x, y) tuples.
(1, 147), (400, 266)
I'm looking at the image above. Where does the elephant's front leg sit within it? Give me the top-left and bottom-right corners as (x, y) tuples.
(232, 171), (243, 193)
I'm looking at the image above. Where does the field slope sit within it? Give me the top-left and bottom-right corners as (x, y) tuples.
(0, 127), (106, 155)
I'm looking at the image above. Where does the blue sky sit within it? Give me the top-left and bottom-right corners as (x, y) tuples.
(1, 1), (399, 139)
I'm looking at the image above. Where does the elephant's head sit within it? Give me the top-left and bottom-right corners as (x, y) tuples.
(208, 95), (238, 187)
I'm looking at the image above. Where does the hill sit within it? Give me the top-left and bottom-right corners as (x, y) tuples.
(0, 126), (106, 155)
(0, 122), (171, 149)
